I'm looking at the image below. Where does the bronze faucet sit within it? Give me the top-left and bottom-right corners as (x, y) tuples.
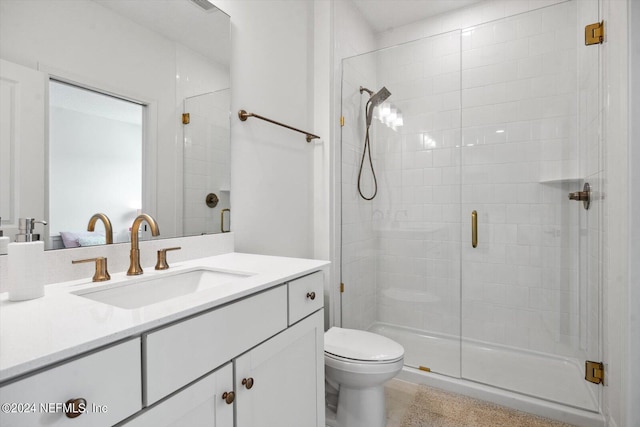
(127, 213), (160, 275)
(87, 213), (113, 244)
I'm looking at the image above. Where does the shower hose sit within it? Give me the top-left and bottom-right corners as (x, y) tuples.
(357, 99), (377, 200)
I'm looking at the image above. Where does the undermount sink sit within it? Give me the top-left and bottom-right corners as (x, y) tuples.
(73, 269), (253, 309)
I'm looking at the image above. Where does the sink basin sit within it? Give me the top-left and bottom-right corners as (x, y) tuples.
(74, 269), (252, 309)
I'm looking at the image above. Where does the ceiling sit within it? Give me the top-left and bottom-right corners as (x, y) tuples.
(352, 0), (484, 32)
(95, 0), (230, 66)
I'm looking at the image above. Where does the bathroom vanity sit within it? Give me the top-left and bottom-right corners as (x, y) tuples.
(0, 253), (328, 426)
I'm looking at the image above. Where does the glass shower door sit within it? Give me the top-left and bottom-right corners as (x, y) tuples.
(340, 30), (463, 378)
(459, 1), (600, 411)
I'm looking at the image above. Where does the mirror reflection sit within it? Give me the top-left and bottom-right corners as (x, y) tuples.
(0, 0), (231, 251)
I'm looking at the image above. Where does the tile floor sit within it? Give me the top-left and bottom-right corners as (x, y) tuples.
(385, 379), (576, 427)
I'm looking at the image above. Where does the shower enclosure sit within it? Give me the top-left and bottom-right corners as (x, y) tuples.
(340, 0), (601, 416)
(182, 89), (231, 235)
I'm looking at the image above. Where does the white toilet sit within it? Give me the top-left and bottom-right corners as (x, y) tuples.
(324, 327), (405, 427)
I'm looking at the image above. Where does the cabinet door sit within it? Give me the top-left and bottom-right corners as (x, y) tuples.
(121, 363), (233, 427)
(236, 310), (324, 427)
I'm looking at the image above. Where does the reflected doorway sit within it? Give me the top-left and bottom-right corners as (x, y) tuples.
(48, 80), (143, 248)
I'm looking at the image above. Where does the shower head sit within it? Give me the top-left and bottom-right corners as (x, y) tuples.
(369, 86), (391, 107)
(360, 86), (391, 106)
(360, 86), (391, 126)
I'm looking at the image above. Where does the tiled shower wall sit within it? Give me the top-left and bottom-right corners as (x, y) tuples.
(342, 0), (597, 359)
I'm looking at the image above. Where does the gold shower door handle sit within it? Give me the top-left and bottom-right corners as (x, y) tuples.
(471, 210), (478, 248)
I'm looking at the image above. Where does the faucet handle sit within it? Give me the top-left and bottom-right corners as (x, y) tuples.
(72, 257), (110, 282)
(155, 247), (181, 270)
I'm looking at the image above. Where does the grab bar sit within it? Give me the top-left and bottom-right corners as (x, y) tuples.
(238, 110), (320, 143)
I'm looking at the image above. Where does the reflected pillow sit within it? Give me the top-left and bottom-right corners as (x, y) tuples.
(59, 231), (80, 248)
(78, 234), (107, 247)
(59, 231), (106, 248)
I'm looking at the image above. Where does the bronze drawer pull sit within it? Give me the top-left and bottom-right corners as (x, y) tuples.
(64, 398), (87, 419)
(222, 391), (235, 404)
(242, 377), (254, 389)
(306, 292), (316, 300)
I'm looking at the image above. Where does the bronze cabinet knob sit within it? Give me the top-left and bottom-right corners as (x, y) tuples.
(241, 377), (254, 389)
(222, 391), (235, 404)
(64, 398), (87, 418)
(306, 291), (316, 300)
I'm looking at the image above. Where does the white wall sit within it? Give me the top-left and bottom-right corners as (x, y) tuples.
(601, 0), (630, 425)
(215, 0), (316, 258)
(627, 3), (640, 426)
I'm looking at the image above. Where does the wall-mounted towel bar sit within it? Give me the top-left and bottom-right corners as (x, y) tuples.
(238, 110), (320, 143)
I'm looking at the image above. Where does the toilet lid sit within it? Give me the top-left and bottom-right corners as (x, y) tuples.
(324, 327), (404, 362)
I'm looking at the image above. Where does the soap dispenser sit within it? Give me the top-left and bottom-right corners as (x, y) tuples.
(0, 217), (9, 255)
(15, 218), (47, 242)
(8, 218), (47, 301)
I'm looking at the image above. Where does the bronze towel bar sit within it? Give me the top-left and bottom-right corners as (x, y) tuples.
(238, 110), (320, 143)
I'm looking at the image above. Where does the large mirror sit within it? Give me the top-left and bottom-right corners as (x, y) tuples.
(0, 0), (230, 251)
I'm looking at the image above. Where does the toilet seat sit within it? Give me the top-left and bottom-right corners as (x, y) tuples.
(324, 327), (404, 363)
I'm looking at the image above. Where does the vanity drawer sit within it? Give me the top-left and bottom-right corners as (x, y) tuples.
(144, 285), (287, 405)
(0, 339), (141, 427)
(288, 271), (323, 325)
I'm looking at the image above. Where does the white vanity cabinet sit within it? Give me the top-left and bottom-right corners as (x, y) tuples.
(138, 271), (325, 427)
(0, 268), (326, 427)
(233, 272), (325, 427)
(120, 363), (233, 427)
(0, 339), (141, 427)
(236, 310), (324, 427)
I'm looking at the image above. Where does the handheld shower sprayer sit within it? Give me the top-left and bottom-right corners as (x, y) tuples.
(360, 86), (391, 126)
(357, 86), (392, 200)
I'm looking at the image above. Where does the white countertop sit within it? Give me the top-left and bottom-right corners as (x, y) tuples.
(0, 252), (329, 383)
